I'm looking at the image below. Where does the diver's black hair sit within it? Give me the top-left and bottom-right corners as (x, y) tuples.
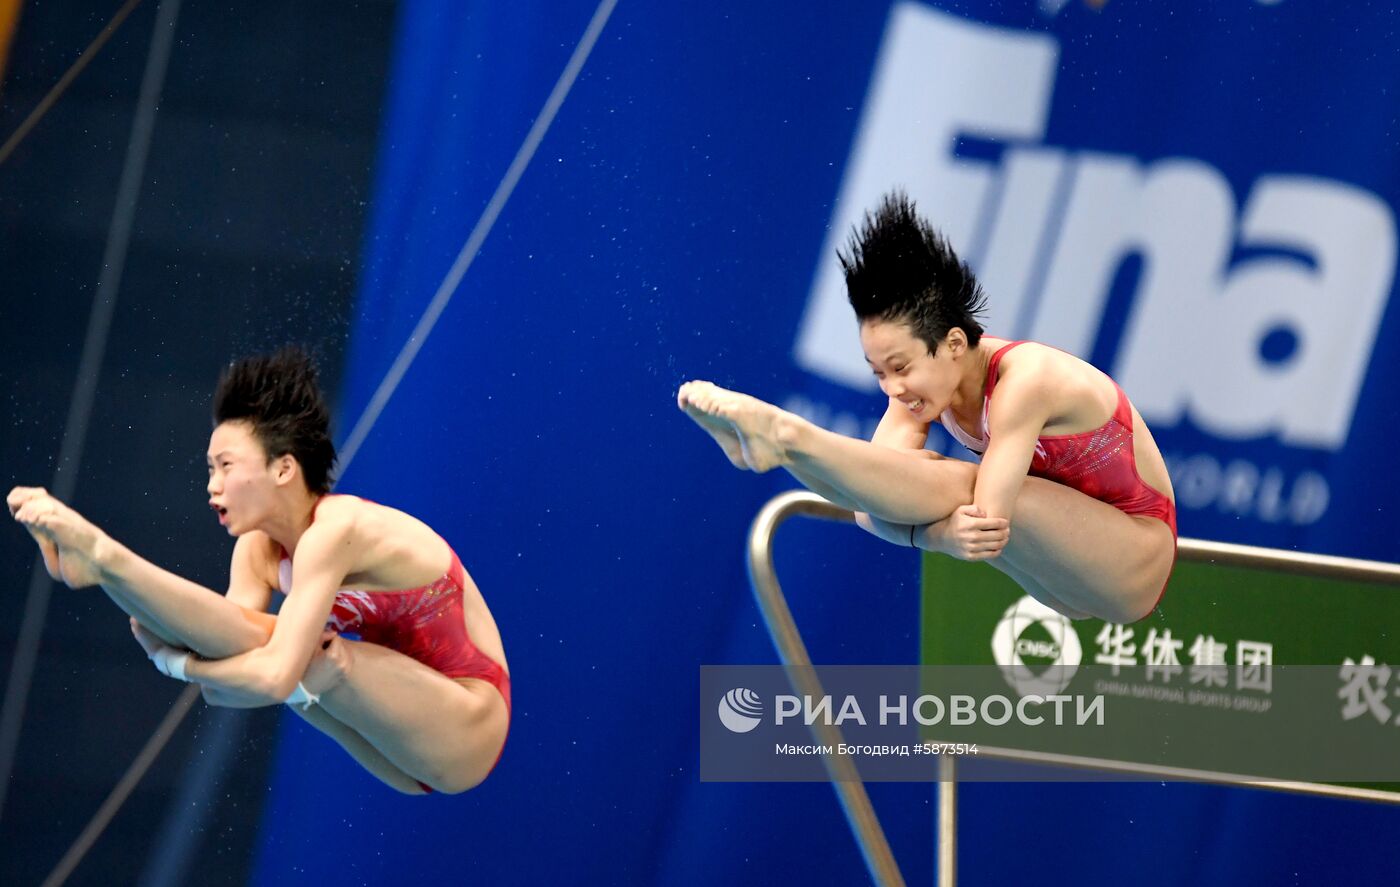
(840, 189), (987, 352)
(212, 346), (336, 495)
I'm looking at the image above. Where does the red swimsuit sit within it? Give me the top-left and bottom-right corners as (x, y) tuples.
(940, 342), (1178, 613)
(277, 496), (510, 780)
(284, 548), (513, 695)
(939, 341), (1177, 534)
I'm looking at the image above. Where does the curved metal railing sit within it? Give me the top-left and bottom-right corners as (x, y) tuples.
(746, 491), (907, 887)
(746, 489), (1400, 887)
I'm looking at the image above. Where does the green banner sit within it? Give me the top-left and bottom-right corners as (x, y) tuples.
(920, 552), (1400, 788)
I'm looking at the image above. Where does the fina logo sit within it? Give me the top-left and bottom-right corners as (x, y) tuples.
(718, 688), (764, 733)
(795, 2), (1395, 457)
(990, 596), (1083, 697)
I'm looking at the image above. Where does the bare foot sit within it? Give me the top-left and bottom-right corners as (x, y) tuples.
(8, 486), (109, 588)
(677, 381), (749, 469)
(676, 381), (791, 472)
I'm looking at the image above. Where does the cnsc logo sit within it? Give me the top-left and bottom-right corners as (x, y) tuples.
(991, 595), (1083, 697)
(718, 687), (764, 733)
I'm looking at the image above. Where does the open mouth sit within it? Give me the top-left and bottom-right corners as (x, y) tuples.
(210, 503), (229, 523)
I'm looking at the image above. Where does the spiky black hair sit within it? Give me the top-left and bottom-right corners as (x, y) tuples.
(839, 190), (987, 352)
(212, 346), (336, 495)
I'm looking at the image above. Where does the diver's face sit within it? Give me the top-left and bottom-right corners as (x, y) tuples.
(859, 319), (961, 421)
(206, 421), (277, 535)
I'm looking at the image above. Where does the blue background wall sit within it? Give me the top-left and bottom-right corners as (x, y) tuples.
(253, 2), (1400, 884)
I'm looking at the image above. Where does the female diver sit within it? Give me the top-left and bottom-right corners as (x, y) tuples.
(9, 347), (509, 793)
(679, 192), (1176, 623)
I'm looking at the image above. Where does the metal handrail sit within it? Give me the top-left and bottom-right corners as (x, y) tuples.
(746, 489), (1400, 887)
(1175, 537), (1400, 584)
(746, 492), (905, 887)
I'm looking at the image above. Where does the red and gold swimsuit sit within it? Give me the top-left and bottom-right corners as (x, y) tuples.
(277, 496), (511, 778)
(939, 341), (1177, 536)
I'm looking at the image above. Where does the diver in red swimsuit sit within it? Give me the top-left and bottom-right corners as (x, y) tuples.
(8, 347), (509, 793)
(938, 341), (1176, 536)
(679, 191), (1176, 623)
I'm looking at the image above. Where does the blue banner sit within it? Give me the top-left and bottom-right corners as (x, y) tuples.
(791, 1), (1400, 558)
(251, 2), (1400, 885)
